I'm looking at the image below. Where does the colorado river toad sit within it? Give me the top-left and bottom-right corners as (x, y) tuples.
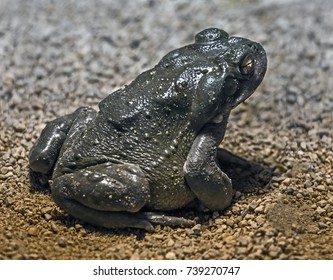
(29, 28), (267, 231)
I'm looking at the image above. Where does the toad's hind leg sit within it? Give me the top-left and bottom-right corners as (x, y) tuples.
(29, 107), (96, 188)
(51, 162), (194, 231)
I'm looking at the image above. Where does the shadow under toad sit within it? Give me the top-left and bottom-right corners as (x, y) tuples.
(216, 148), (274, 193)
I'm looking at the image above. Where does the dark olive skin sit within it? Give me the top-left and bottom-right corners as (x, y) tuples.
(29, 28), (267, 231)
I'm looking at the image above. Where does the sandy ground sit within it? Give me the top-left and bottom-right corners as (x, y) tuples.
(1, 0), (332, 259)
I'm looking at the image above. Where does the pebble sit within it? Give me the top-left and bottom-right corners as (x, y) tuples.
(41, 207), (53, 214)
(317, 185), (326, 191)
(50, 222), (59, 233)
(249, 200), (259, 210)
(44, 213), (52, 221)
(167, 239), (175, 247)
(226, 219), (234, 227)
(282, 178), (291, 186)
(57, 238), (67, 248)
(212, 211), (219, 219)
(307, 225), (319, 234)
(214, 218), (223, 225)
(268, 244), (282, 258)
(305, 187), (314, 194)
(186, 224), (202, 236)
(238, 236), (249, 246)
(317, 200), (327, 208)
(236, 247), (248, 255)
(315, 207), (326, 215)
(328, 196), (333, 204)
(165, 251), (177, 260)
(254, 205), (265, 214)
(191, 224), (202, 235)
(318, 222), (328, 229)
(4, 197), (14, 206)
(224, 235), (235, 244)
(0, 171), (14, 180)
(182, 247), (194, 254)
(27, 227), (38, 236)
(12, 121), (26, 133)
(0, 167), (12, 174)
(130, 252), (141, 260)
(154, 234), (164, 240)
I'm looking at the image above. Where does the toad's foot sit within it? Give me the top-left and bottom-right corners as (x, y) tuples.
(138, 212), (195, 229)
(55, 196), (195, 232)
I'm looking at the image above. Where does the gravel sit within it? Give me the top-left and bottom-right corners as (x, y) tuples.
(1, 0), (332, 259)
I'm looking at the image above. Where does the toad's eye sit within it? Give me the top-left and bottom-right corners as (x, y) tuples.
(240, 54), (255, 75)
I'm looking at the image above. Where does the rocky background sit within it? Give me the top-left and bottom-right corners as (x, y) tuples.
(0, 0), (332, 259)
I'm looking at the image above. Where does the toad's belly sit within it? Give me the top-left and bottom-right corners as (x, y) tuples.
(144, 168), (196, 210)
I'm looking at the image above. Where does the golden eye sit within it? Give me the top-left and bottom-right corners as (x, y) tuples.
(240, 54), (255, 75)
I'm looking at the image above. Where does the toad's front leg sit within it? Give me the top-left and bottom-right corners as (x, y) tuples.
(184, 123), (233, 211)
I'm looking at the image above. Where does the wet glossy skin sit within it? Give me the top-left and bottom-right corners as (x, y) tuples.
(29, 28), (267, 231)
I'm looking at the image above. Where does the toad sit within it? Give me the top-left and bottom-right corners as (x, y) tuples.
(29, 28), (267, 231)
